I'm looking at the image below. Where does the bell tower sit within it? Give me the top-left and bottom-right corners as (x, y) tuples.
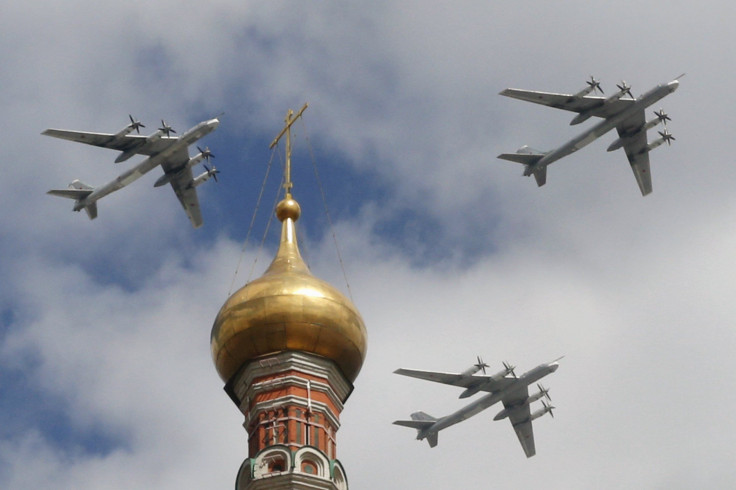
(210, 106), (367, 489)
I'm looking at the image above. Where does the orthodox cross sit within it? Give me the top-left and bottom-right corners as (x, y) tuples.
(269, 103), (309, 197)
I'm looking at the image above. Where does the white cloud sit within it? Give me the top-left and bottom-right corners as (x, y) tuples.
(2, 0), (736, 488)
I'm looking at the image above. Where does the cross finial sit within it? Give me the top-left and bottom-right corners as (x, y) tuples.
(269, 103), (308, 198)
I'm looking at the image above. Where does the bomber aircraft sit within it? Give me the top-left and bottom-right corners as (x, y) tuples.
(45, 115), (220, 228)
(393, 357), (561, 458)
(497, 75), (682, 195)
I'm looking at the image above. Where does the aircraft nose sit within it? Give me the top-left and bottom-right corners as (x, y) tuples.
(549, 362), (560, 372)
(668, 80), (680, 92)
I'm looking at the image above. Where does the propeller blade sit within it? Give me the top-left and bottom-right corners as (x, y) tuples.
(128, 115), (145, 134)
(537, 383), (551, 401)
(542, 400), (555, 418)
(197, 145), (215, 161)
(616, 81), (633, 98)
(654, 109), (671, 126)
(159, 120), (176, 137)
(204, 164), (220, 183)
(587, 76), (603, 94)
(475, 356), (489, 375)
(503, 361), (517, 378)
(658, 129), (675, 145)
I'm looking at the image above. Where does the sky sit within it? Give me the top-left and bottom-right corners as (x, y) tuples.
(1, 0), (735, 488)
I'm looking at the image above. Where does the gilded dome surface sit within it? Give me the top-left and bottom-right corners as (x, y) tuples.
(211, 198), (367, 384)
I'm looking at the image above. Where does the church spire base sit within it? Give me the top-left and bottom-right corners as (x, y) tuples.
(229, 351), (351, 489)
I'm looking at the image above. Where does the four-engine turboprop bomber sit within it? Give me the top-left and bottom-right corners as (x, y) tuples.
(497, 75), (682, 195)
(45, 115), (220, 228)
(393, 357), (561, 458)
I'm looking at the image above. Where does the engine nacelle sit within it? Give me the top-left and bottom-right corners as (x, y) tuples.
(605, 91), (627, 104)
(607, 138), (625, 152)
(494, 408), (511, 421)
(642, 130), (674, 154)
(113, 124), (136, 139)
(185, 152), (207, 169)
(530, 405), (553, 422)
(112, 116), (145, 140)
(570, 111), (593, 126)
(192, 167), (218, 187)
(571, 76), (603, 99)
(459, 384), (484, 399)
(115, 129), (166, 163)
(644, 138), (666, 153)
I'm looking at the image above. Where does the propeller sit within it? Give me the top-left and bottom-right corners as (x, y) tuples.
(542, 400), (555, 418)
(474, 356), (489, 375)
(203, 164), (220, 183)
(128, 115), (145, 134)
(654, 109), (671, 126)
(536, 383), (552, 401)
(586, 76), (603, 94)
(503, 361), (517, 378)
(616, 81), (633, 98)
(658, 129), (675, 145)
(158, 120), (176, 137)
(197, 145), (214, 162)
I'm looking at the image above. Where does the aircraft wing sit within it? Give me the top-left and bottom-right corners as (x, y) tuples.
(42, 129), (177, 156)
(500, 89), (634, 118)
(168, 167), (203, 228)
(161, 146), (202, 228)
(617, 111), (653, 196)
(159, 147), (203, 228)
(502, 386), (536, 458)
(394, 368), (515, 392)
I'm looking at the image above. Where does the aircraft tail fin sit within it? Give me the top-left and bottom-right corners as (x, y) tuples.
(393, 411), (439, 447)
(497, 146), (548, 187)
(84, 202), (98, 220)
(47, 180), (97, 220)
(532, 165), (547, 186)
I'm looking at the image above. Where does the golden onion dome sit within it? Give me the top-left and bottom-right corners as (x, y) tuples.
(211, 195), (367, 384)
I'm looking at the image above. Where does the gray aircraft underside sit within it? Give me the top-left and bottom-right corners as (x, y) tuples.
(45, 116), (220, 228)
(393, 357), (561, 458)
(498, 76), (682, 195)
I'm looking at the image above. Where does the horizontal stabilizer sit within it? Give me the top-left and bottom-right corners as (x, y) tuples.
(411, 411), (437, 422)
(394, 411), (436, 430)
(497, 146), (547, 166)
(47, 188), (93, 200)
(48, 179), (94, 199)
(393, 411), (436, 430)
(393, 419), (434, 430)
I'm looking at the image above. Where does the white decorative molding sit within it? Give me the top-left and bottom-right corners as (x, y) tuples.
(231, 351), (353, 405)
